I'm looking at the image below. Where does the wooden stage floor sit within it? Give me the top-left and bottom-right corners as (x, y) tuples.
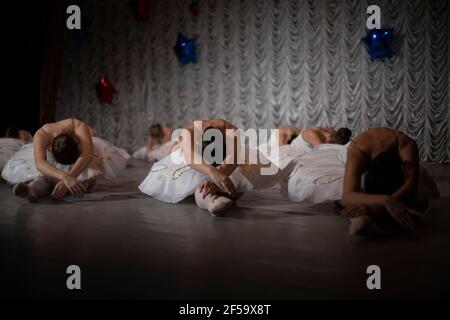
(0, 160), (449, 299)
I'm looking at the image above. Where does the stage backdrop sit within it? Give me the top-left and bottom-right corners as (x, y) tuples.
(55, 0), (449, 163)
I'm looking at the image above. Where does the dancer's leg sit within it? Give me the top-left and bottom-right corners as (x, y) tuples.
(29, 176), (56, 197)
(13, 176), (55, 202)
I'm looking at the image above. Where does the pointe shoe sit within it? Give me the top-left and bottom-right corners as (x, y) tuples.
(349, 215), (381, 237)
(13, 183), (38, 203)
(207, 197), (234, 217)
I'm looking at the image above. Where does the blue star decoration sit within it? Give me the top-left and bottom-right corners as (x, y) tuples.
(362, 28), (395, 61)
(174, 33), (197, 65)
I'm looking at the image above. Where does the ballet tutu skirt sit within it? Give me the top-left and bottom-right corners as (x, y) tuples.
(132, 146), (148, 161)
(259, 133), (314, 167)
(1, 137), (130, 184)
(91, 137), (130, 179)
(132, 140), (176, 162)
(149, 140), (176, 161)
(0, 138), (25, 171)
(229, 144), (296, 192)
(289, 133), (314, 155)
(281, 144), (348, 203)
(138, 148), (208, 203)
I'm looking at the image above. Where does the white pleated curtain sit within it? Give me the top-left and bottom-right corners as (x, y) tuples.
(56, 0), (449, 163)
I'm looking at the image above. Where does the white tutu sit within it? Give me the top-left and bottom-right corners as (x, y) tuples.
(132, 146), (148, 161)
(289, 133), (314, 155)
(91, 137), (130, 180)
(259, 133), (314, 168)
(0, 138), (25, 171)
(149, 140), (176, 161)
(281, 144), (348, 203)
(138, 148), (208, 203)
(132, 140), (176, 162)
(1, 137), (130, 184)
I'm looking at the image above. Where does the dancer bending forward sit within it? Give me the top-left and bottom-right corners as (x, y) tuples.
(262, 126), (351, 161)
(132, 123), (174, 162)
(341, 128), (439, 236)
(2, 118), (130, 202)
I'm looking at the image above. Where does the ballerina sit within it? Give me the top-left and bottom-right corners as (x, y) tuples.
(340, 128), (439, 237)
(1, 118), (130, 202)
(262, 126), (352, 162)
(139, 119), (245, 216)
(132, 123), (174, 162)
(0, 126), (33, 172)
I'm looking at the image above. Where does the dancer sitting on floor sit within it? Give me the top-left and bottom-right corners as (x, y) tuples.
(340, 128), (439, 237)
(0, 126), (33, 171)
(262, 126), (352, 162)
(1, 118), (130, 202)
(3, 125), (33, 143)
(139, 119), (246, 216)
(132, 123), (174, 162)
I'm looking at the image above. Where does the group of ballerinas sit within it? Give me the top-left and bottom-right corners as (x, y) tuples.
(0, 118), (440, 237)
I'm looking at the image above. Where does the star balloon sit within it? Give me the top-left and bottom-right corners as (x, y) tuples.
(96, 76), (117, 104)
(174, 33), (197, 65)
(362, 28), (395, 61)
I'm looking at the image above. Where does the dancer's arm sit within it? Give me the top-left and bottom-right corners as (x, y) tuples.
(216, 127), (239, 176)
(51, 121), (93, 199)
(67, 121), (94, 179)
(302, 128), (327, 145)
(391, 136), (419, 202)
(180, 126), (236, 195)
(342, 149), (389, 208)
(342, 146), (418, 230)
(33, 131), (69, 181)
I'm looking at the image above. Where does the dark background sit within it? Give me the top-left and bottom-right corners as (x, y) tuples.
(0, 1), (61, 136)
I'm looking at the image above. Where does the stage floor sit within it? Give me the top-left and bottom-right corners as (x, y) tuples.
(0, 160), (449, 299)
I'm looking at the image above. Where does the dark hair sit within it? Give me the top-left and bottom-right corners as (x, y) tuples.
(364, 152), (403, 195)
(287, 134), (298, 145)
(51, 133), (79, 165)
(330, 128), (352, 145)
(202, 126), (226, 167)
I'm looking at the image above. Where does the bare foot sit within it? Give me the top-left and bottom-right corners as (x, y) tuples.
(207, 196), (233, 217)
(13, 183), (38, 203)
(349, 215), (381, 237)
